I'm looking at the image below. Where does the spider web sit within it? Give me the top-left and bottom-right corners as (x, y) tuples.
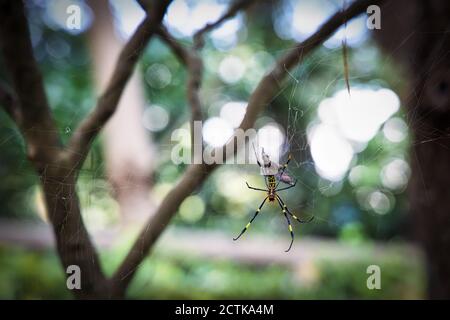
(234, 32), (412, 241)
(271, 48), (340, 229)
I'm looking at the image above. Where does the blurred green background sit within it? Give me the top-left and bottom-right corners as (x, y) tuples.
(0, 0), (423, 299)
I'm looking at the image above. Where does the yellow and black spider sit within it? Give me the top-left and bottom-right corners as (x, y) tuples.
(233, 149), (313, 252)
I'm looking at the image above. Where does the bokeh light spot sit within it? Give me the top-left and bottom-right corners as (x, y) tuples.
(143, 104), (170, 132)
(179, 195), (205, 223)
(145, 63), (172, 89)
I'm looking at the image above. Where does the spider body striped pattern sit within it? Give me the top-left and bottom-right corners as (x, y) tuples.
(267, 175), (277, 202)
(233, 149), (313, 252)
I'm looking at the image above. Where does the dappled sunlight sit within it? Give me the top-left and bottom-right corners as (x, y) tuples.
(317, 87), (400, 144)
(203, 117), (234, 147)
(220, 101), (247, 128)
(165, 0), (226, 38)
(383, 117), (408, 143)
(109, 0), (145, 39)
(310, 87), (401, 181)
(309, 123), (354, 181)
(274, 0), (367, 47)
(256, 123), (285, 164)
(43, 0), (93, 34)
(218, 55), (246, 84)
(143, 104), (170, 132)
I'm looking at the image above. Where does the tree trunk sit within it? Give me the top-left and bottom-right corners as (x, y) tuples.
(0, 0), (109, 299)
(41, 170), (110, 298)
(0, 0), (170, 299)
(375, 0), (450, 298)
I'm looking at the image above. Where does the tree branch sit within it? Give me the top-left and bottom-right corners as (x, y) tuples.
(156, 26), (203, 147)
(67, 0), (171, 167)
(0, 81), (21, 125)
(156, 26), (190, 64)
(194, 0), (255, 48)
(193, 0), (256, 50)
(156, 0), (256, 154)
(111, 0), (383, 295)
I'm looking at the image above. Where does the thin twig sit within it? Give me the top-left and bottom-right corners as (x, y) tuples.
(156, 26), (204, 150)
(156, 0), (256, 155)
(193, 0), (256, 50)
(343, 39), (351, 94)
(342, 0), (351, 95)
(156, 26), (190, 65)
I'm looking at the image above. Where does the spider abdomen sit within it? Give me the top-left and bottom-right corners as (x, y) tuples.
(267, 175), (276, 189)
(267, 175), (277, 201)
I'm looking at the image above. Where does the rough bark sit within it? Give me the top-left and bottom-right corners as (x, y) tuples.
(374, 0), (450, 299)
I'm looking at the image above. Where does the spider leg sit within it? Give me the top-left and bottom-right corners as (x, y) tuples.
(275, 179), (297, 192)
(274, 196), (294, 251)
(276, 195), (314, 223)
(233, 196), (268, 241)
(275, 154), (292, 188)
(283, 211), (294, 252)
(246, 182), (267, 192)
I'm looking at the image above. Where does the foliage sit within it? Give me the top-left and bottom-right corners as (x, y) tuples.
(0, 246), (424, 299)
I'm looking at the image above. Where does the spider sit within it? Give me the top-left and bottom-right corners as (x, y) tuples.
(233, 148), (313, 252)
